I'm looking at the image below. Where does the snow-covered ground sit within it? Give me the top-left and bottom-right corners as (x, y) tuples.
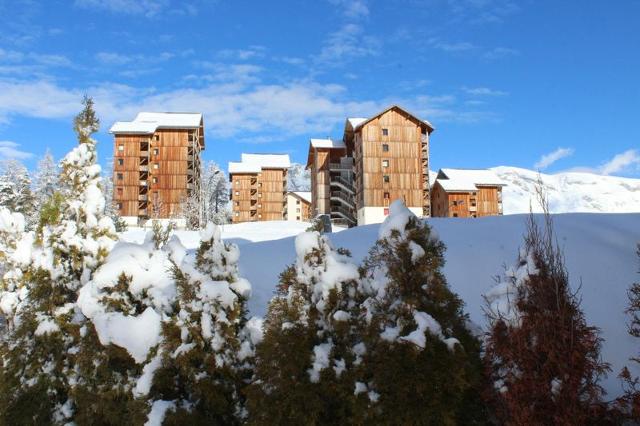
(138, 214), (640, 398)
(493, 166), (640, 214)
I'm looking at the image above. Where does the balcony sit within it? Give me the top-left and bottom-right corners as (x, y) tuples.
(330, 190), (355, 209)
(331, 205), (356, 225)
(139, 194), (148, 202)
(330, 176), (355, 193)
(329, 162), (352, 171)
(140, 180), (148, 186)
(139, 165), (149, 172)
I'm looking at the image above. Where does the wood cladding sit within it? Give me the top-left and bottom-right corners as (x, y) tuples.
(431, 183), (503, 218)
(229, 168), (287, 223)
(112, 126), (203, 223)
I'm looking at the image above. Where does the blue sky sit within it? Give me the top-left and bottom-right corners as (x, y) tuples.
(0, 0), (639, 177)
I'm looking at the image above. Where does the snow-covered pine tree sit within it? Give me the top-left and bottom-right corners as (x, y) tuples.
(484, 206), (609, 424)
(618, 243), (640, 420)
(201, 160), (230, 225)
(356, 200), (487, 424)
(0, 159), (37, 228)
(0, 95), (117, 424)
(248, 231), (366, 424)
(148, 222), (257, 424)
(33, 149), (59, 208)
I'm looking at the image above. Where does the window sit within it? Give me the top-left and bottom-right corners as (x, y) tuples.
(383, 175), (390, 183)
(118, 145), (124, 152)
(258, 214), (262, 218)
(384, 208), (390, 216)
(382, 128), (388, 136)
(296, 200), (300, 205)
(384, 192), (390, 199)
(152, 177), (158, 184)
(382, 144), (389, 152)
(235, 180), (240, 185)
(116, 187), (123, 196)
(117, 158), (124, 166)
(296, 216), (300, 220)
(154, 135), (159, 141)
(153, 163), (159, 169)
(296, 208), (300, 213)
(235, 212), (239, 217)
(235, 191), (239, 196)
(452, 213), (458, 217)
(382, 160), (389, 168)
(258, 193), (262, 198)
(117, 173), (123, 180)
(116, 203), (122, 209)
(235, 201), (239, 206)
(153, 148), (159, 156)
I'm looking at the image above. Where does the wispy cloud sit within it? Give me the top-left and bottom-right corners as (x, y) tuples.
(599, 149), (640, 175)
(217, 46), (266, 61)
(483, 46), (519, 60)
(315, 23), (378, 65)
(329, 0), (369, 19)
(534, 147), (574, 170)
(427, 37), (476, 52)
(95, 51), (174, 65)
(462, 86), (508, 96)
(74, 0), (170, 17)
(0, 141), (34, 160)
(447, 0), (520, 24)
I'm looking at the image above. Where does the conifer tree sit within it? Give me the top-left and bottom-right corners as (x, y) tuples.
(248, 231), (365, 425)
(33, 149), (59, 208)
(0, 159), (36, 228)
(356, 200), (487, 425)
(149, 222), (256, 424)
(0, 96), (116, 424)
(484, 204), (609, 424)
(618, 243), (640, 419)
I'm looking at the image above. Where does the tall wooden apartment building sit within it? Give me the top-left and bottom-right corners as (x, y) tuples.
(109, 112), (204, 227)
(431, 169), (506, 218)
(307, 105), (434, 226)
(228, 154), (290, 223)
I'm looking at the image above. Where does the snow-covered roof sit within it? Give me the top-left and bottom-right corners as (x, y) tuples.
(290, 191), (312, 203)
(347, 118), (367, 129)
(229, 153), (291, 175)
(228, 161), (262, 174)
(436, 168), (507, 192)
(109, 112), (202, 134)
(310, 138), (346, 149)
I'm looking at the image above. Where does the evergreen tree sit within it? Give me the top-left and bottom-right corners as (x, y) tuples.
(33, 149), (59, 208)
(484, 209), (609, 425)
(356, 200), (487, 425)
(248, 231), (365, 425)
(0, 159), (36, 228)
(149, 222), (256, 424)
(618, 243), (640, 419)
(0, 96), (116, 424)
(201, 161), (230, 225)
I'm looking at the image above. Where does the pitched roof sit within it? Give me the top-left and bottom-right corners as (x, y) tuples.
(435, 168), (507, 192)
(240, 153), (291, 169)
(349, 105), (435, 132)
(229, 153), (291, 175)
(290, 191), (312, 203)
(309, 138), (346, 149)
(109, 112), (202, 134)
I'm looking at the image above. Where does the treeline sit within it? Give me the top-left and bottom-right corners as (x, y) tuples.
(0, 98), (639, 425)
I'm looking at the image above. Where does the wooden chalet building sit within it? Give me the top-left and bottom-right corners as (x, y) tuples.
(109, 112), (204, 227)
(228, 154), (290, 223)
(306, 105), (434, 226)
(431, 168), (506, 218)
(286, 191), (312, 222)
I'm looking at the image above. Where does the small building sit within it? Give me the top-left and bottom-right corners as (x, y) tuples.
(431, 168), (506, 218)
(109, 112), (205, 228)
(228, 154), (290, 223)
(286, 191), (312, 222)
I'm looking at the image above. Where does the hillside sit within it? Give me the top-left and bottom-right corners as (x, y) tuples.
(493, 166), (640, 214)
(119, 214), (640, 399)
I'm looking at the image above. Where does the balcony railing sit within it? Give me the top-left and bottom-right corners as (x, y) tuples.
(329, 162), (353, 171)
(330, 176), (355, 193)
(330, 190), (355, 209)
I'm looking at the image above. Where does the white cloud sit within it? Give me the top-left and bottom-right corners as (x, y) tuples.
(0, 141), (34, 160)
(74, 0), (170, 17)
(95, 51), (174, 66)
(534, 147), (574, 170)
(316, 23), (378, 65)
(483, 46), (519, 60)
(329, 0), (369, 19)
(462, 86), (508, 96)
(427, 38), (476, 52)
(599, 149), (640, 176)
(217, 46), (266, 61)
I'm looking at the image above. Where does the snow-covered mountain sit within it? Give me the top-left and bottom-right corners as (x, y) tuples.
(287, 162), (311, 191)
(493, 166), (640, 214)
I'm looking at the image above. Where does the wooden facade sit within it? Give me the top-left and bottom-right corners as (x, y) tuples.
(110, 113), (204, 226)
(229, 154), (289, 223)
(286, 192), (311, 222)
(306, 105), (434, 226)
(347, 107), (433, 222)
(431, 169), (505, 218)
